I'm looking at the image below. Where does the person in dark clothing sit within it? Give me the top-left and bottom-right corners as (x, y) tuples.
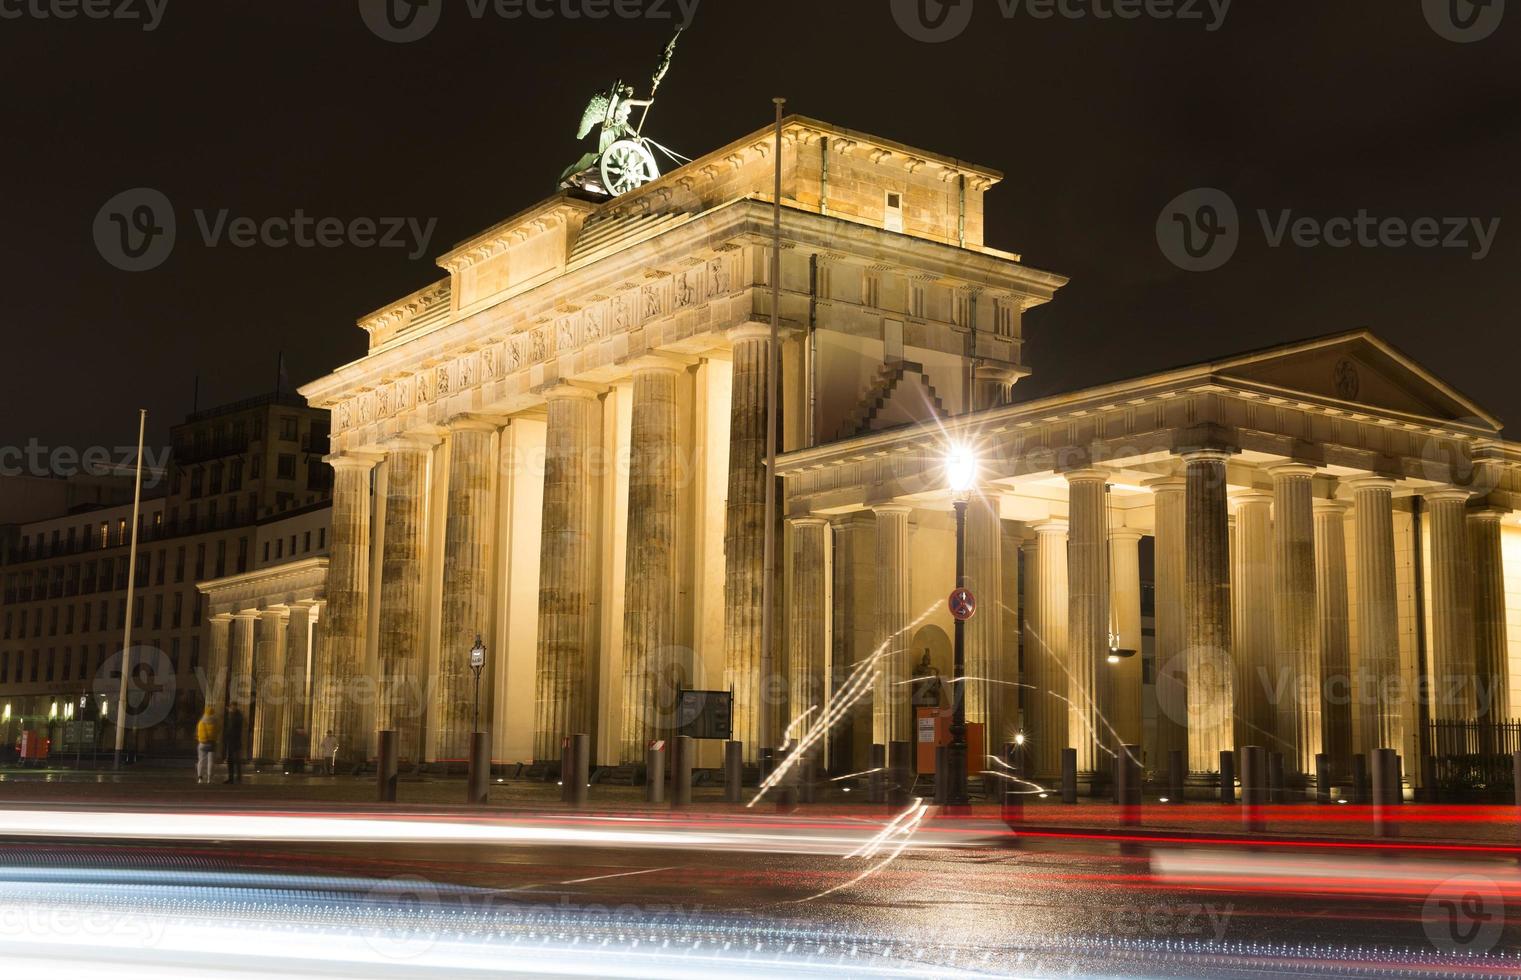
(223, 705), (245, 784)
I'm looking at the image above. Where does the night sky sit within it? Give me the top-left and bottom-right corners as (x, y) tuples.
(6, 1), (1518, 456)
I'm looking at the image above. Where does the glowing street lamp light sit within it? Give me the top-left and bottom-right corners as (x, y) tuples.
(944, 444), (978, 809)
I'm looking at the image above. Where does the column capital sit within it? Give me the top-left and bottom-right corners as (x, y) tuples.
(383, 428), (444, 454)
(1266, 462), (1318, 480)
(618, 352), (694, 375)
(870, 502), (913, 517)
(1144, 476), (1188, 494)
(1230, 490), (1274, 511)
(1032, 518), (1069, 536)
(1062, 467), (1110, 485)
(535, 380), (603, 402)
(1424, 487), (1474, 505)
(1468, 506), (1510, 524)
(1346, 476), (1397, 493)
(727, 323), (775, 345)
(1313, 498), (1353, 516)
(445, 413), (504, 435)
(786, 515), (831, 529)
(210, 612), (235, 625)
(1179, 447), (1236, 465)
(233, 608), (259, 621)
(1109, 527), (1145, 544)
(324, 451), (383, 471)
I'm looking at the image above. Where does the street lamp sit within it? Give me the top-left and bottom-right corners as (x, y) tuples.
(945, 444), (978, 808)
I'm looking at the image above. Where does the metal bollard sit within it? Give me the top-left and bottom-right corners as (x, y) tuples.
(800, 752), (817, 805)
(646, 741), (666, 805)
(560, 739), (572, 803)
(723, 740), (743, 804)
(1001, 743), (1023, 829)
(1168, 749), (1185, 804)
(868, 743), (887, 804)
(671, 736), (694, 807)
(1118, 744), (1142, 826)
(467, 731), (491, 806)
(1060, 748), (1078, 805)
(1240, 745), (1266, 833)
(376, 730), (398, 804)
(1268, 752), (1285, 804)
(568, 734), (590, 808)
(1219, 750), (1236, 804)
(1372, 747), (1400, 838)
(888, 741), (912, 806)
(1514, 751), (1521, 808)
(1351, 754), (1368, 805)
(933, 745), (949, 806)
(1421, 755), (1440, 805)
(1314, 753), (1331, 805)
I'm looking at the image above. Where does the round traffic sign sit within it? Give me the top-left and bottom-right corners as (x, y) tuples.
(948, 588), (976, 621)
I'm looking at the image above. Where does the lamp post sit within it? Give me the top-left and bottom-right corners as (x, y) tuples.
(467, 634), (490, 806)
(945, 445), (978, 808)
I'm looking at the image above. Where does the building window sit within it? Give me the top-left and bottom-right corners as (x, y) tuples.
(237, 537), (248, 574)
(49, 607), (58, 636)
(155, 551), (165, 586)
(884, 190), (904, 233)
(192, 593), (203, 627)
(195, 544), (205, 580)
(277, 454), (297, 480)
(275, 538), (283, 560)
(133, 597), (144, 628)
(303, 531), (311, 553)
(251, 455), (262, 480)
(279, 416), (299, 441)
(189, 468), (203, 498)
(65, 606), (75, 635)
(994, 300), (1015, 338)
(190, 635), (201, 675)
(175, 547), (186, 583)
(215, 541), (226, 578)
(318, 528), (326, 550)
(172, 593), (183, 629)
(81, 603), (91, 634)
(116, 599), (126, 629)
(229, 458), (244, 492)
(209, 463), (223, 496)
(262, 542), (270, 563)
(152, 595), (163, 630)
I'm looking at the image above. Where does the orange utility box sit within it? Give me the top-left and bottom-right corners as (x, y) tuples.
(915, 707), (983, 775)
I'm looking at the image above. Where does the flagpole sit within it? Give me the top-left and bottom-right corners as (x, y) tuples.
(113, 409), (147, 770)
(761, 97), (784, 754)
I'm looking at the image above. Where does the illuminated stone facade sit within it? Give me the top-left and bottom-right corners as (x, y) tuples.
(300, 117), (1521, 785)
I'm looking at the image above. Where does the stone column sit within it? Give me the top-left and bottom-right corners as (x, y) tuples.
(1066, 470), (1110, 775)
(1269, 464), (1320, 777)
(251, 608), (287, 762)
(787, 518), (829, 741)
(1469, 508), (1510, 724)
(621, 363), (682, 763)
(377, 433), (439, 760)
(723, 325), (773, 760)
(1029, 519), (1069, 779)
(872, 504), (913, 747)
(1314, 500), (1353, 778)
(830, 514), (875, 773)
(312, 453), (377, 764)
(1146, 477), (1188, 770)
(999, 522), (1023, 755)
(535, 385), (602, 762)
(1109, 528), (1144, 752)
(281, 602), (314, 765)
(229, 610), (257, 759)
(1232, 491), (1275, 754)
(1350, 478), (1403, 753)
(965, 493), (1005, 744)
(431, 417), (498, 764)
(1183, 450), (1234, 773)
(1426, 489), (1476, 724)
(205, 614), (233, 714)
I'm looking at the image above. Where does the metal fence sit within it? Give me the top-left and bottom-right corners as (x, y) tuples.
(1428, 720), (1520, 797)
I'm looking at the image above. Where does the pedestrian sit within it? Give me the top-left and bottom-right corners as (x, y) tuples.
(195, 706), (220, 784)
(223, 705), (245, 784)
(318, 731), (339, 776)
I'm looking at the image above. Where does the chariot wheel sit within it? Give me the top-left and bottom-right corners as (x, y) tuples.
(599, 139), (660, 195)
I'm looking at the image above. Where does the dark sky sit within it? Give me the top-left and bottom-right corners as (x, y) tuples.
(5, 0), (1519, 455)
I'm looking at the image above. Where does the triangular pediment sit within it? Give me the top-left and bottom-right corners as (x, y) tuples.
(833, 361), (951, 441)
(1212, 331), (1500, 432)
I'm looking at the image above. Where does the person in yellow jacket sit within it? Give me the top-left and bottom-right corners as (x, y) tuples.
(195, 706), (220, 784)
